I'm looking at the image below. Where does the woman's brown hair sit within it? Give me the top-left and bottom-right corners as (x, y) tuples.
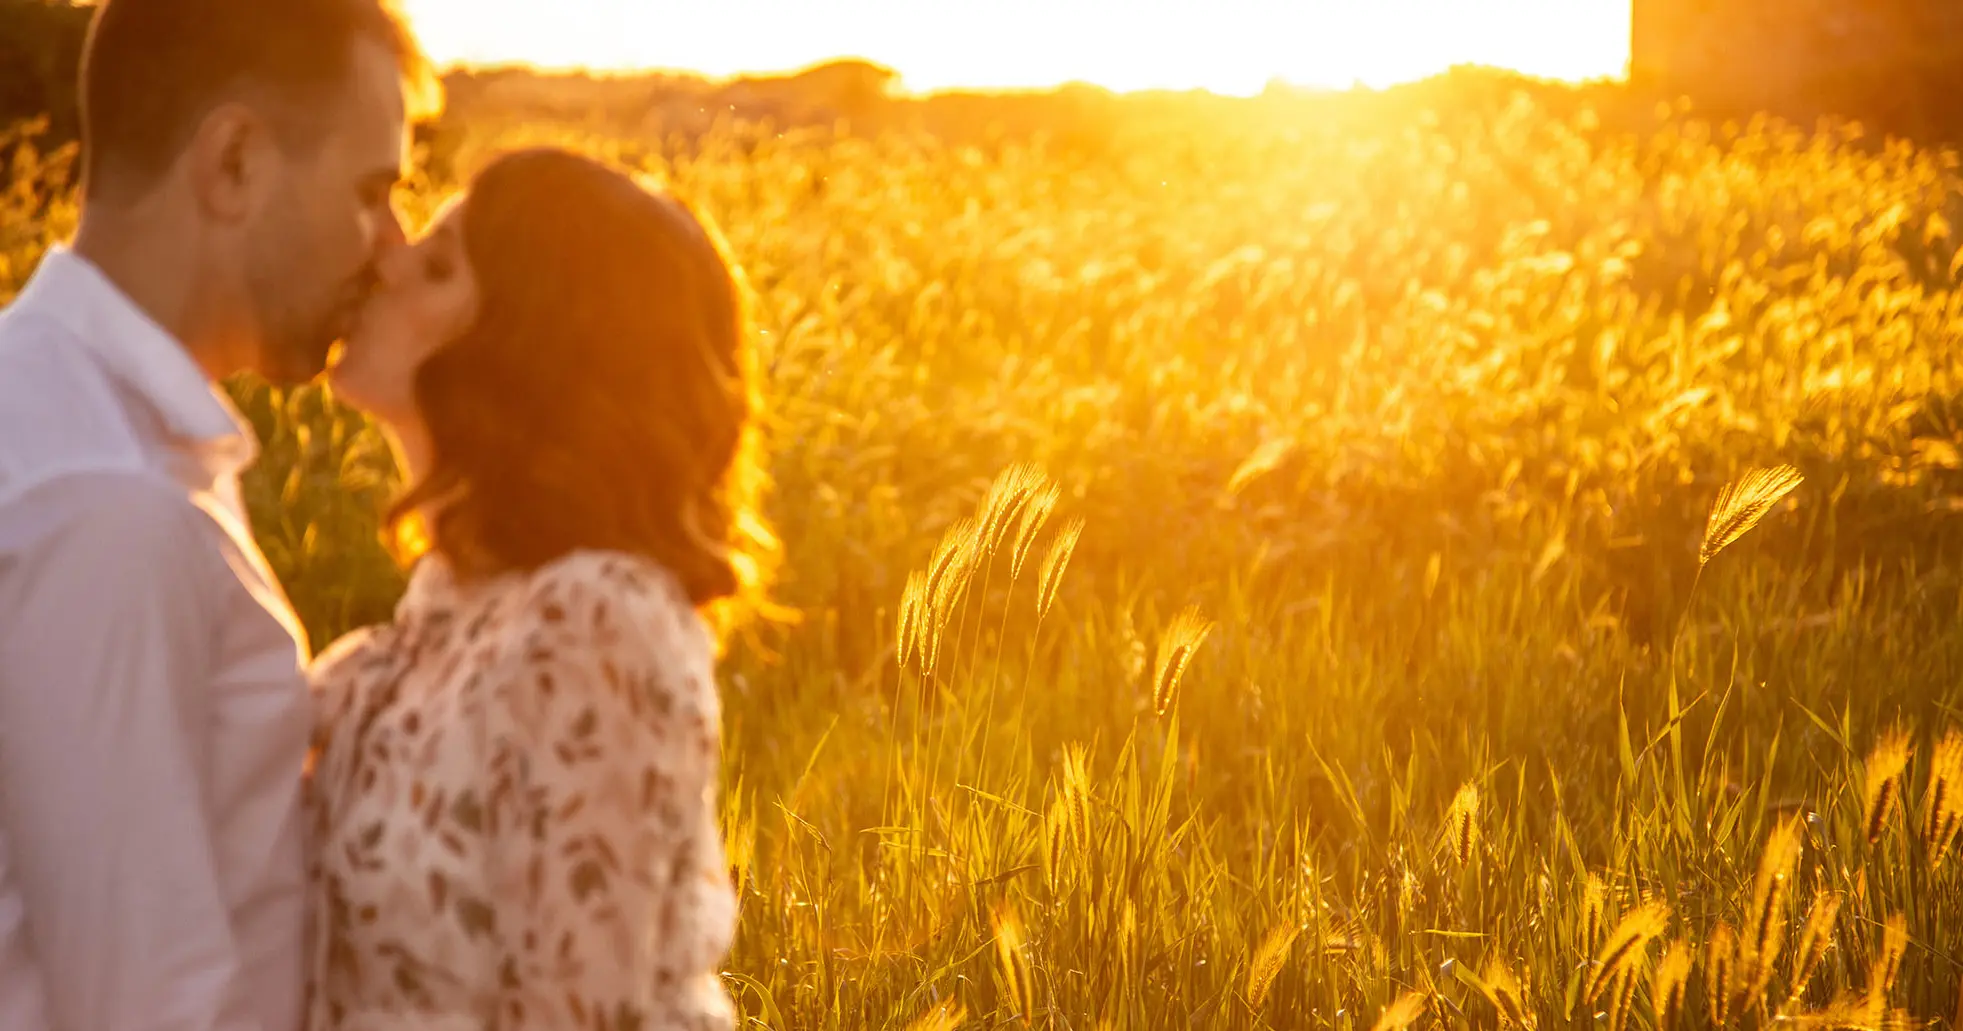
(389, 148), (776, 630)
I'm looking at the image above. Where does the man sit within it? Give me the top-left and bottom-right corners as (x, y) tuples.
(0, 1), (433, 1028)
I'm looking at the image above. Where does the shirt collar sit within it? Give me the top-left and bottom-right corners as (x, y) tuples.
(14, 245), (258, 476)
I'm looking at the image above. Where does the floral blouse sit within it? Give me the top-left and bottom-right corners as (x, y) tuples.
(305, 550), (736, 1031)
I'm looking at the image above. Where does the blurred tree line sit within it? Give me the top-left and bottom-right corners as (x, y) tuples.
(0, 0), (88, 143)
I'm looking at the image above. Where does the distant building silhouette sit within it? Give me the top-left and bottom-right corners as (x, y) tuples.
(1632, 0), (1963, 136)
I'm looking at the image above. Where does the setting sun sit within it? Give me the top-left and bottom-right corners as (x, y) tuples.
(395, 0), (1632, 94)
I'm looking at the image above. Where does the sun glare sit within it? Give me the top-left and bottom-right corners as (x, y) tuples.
(396, 0), (1631, 94)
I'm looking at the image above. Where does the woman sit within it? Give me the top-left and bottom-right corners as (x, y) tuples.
(307, 148), (773, 1030)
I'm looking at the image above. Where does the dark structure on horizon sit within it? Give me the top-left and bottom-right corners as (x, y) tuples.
(1632, 0), (1963, 137)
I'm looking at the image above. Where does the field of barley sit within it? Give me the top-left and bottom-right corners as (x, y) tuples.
(6, 73), (1963, 1028)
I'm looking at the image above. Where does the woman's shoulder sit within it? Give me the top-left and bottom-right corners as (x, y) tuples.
(486, 550), (720, 733)
(502, 550), (713, 671)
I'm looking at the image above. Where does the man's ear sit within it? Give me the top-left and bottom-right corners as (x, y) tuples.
(185, 102), (277, 224)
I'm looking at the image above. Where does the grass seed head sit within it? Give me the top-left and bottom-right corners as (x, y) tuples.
(1581, 873), (1609, 954)
(1009, 482), (1061, 583)
(1863, 728), (1913, 845)
(1653, 939), (1693, 1031)
(1587, 900), (1670, 1005)
(991, 903), (1035, 1025)
(1700, 464), (1803, 567)
(1247, 923), (1301, 1012)
(1747, 815), (1804, 994)
(1445, 781), (1480, 866)
(1866, 913), (1907, 1010)
(1369, 991), (1427, 1031)
(1788, 890), (1842, 1005)
(1707, 922), (1738, 1028)
(1034, 517), (1083, 622)
(906, 1001), (968, 1031)
(1150, 605), (1214, 717)
(1923, 728), (1963, 866)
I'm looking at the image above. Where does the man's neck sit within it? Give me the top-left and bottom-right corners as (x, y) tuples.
(71, 211), (238, 385)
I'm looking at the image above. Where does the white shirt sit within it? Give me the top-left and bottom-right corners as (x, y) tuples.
(0, 247), (311, 1031)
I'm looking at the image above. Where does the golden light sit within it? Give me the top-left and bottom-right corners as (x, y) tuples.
(395, 0), (1631, 95)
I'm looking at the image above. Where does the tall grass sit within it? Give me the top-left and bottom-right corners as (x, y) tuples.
(6, 71), (1963, 1026)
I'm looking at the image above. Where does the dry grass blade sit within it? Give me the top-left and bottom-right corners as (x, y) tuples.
(1700, 464), (1803, 566)
(1653, 939), (1692, 1031)
(1009, 482), (1061, 583)
(1246, 923), (1301, 1012)
(1863, 727), (1913, 845)
(1444, 781), (1480, 866)
(1923, 728), (1963, 866)
(1787, 891), (1842, 1005)
(1034, 517), (1083, 622)
(906, 1000), (968, 1031)
(1587, 900), (1670, 1004)
(1369, 991), (1428, 1031)
(1150, 605), (1214, 717)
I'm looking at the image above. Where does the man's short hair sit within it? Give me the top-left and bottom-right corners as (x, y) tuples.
(79, 0), (438, 201)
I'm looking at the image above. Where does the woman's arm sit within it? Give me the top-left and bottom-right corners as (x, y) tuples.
(481, 554), (737, 1031)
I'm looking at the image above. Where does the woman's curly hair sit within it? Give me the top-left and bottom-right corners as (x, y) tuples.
(389, 148), (777, 634)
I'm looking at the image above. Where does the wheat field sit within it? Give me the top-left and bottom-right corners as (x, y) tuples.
(6, 74), (1963, 1028)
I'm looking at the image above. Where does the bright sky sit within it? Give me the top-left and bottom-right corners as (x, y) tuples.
(395, 0), (1632, 95)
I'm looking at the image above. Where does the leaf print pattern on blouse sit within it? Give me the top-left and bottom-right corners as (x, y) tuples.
(306, 550), (736, 1031)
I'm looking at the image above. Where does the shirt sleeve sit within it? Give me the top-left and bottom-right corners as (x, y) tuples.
(481, 555), (737, 1031)
(0, 474), (267, 1031)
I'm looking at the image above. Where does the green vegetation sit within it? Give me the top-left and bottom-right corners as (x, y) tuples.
(5, 75), (1963, 1027)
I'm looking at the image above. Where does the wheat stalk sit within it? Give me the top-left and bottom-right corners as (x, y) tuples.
(1700, 464), (1803, 567)
(1150, 605), (1214, 718)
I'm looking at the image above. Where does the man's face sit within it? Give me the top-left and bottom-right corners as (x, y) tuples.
(243, 38), (408, 384)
